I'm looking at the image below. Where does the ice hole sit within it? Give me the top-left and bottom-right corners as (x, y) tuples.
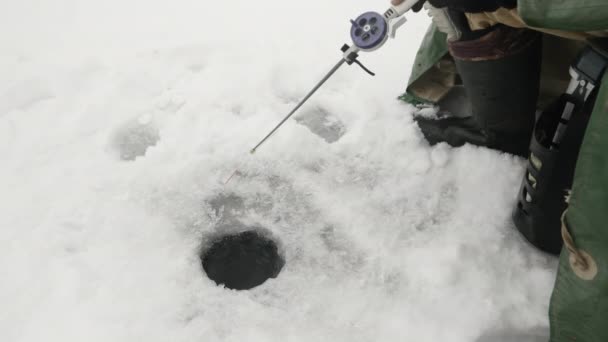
(201, 230), (284, 290)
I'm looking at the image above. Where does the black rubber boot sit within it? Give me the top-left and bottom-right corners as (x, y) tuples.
(512, 94), (593, 254)
(513, 42), (607, 255)
(416, 26), (542, 157)
(416, 116), (488, 147)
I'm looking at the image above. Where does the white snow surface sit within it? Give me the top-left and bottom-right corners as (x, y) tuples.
(0, 1), (557, 341)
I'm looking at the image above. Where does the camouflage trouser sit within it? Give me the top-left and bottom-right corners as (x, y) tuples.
(464, 8), (608, 41)
(406, 9), (608, 107)
(406, 31), (585, 109)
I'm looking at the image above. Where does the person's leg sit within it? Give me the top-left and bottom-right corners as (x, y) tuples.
(416, 25), (542, 157)
(549, 69), (608, 342)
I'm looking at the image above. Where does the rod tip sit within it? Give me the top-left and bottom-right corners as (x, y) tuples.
(250, 149), (256, 155)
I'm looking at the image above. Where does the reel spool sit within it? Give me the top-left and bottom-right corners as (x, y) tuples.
(350, 12), (389, 51)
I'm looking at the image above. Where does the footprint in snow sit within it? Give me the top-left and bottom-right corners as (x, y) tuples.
(111, 118), (160, 161)
(295, 106), (346, 144)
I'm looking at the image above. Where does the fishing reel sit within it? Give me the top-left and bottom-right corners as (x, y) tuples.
(342, 0), (419, 75)
(350, 10), (407, 52)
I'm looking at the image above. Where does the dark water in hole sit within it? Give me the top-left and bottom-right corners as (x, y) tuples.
(202, 231), (284, 290)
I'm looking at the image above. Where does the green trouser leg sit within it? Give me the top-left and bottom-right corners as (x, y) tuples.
(549, 75), (608, 342)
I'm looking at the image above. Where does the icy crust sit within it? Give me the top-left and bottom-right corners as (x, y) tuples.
(1, 1), (555, 341)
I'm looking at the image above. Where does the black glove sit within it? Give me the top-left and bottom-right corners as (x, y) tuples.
(412, 0), (425, 12)
(391, 0), (425, 12)
(427, 0), (517, 13)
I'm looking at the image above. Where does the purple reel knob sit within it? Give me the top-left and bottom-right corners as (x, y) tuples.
(350, 12), (388, 50)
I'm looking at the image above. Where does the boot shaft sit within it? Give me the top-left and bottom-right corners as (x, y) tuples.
(450, 26), (543, 155)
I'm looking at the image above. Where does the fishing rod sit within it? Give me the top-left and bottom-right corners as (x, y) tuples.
(250, 0), (420, 154)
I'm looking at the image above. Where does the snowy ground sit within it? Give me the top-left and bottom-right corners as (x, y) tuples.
(1, 1), (557, 341)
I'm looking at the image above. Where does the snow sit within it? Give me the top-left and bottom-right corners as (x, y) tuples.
(1, 1), (557, 341)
